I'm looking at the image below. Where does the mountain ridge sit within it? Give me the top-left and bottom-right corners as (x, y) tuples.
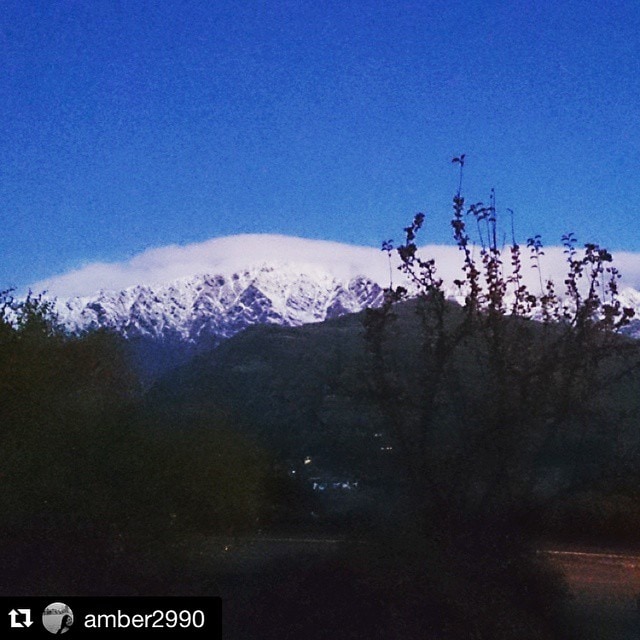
(44, 234), (640, 347)
(53, 262), (386, 345)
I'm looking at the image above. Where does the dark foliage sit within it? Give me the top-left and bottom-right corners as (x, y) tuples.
(362, 160), (640, 637)
(0, 291), (288, 595)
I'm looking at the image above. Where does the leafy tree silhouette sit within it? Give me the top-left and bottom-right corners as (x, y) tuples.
(363, 159), (640, 637)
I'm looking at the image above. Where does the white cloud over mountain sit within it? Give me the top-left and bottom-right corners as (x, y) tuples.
(28, 234), (640, 299)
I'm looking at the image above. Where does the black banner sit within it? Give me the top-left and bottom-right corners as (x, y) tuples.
(1, 597), (221, 637)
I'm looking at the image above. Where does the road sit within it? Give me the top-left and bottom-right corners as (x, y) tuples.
(189, 536), (640, 638)
(541, 548), (640, 640)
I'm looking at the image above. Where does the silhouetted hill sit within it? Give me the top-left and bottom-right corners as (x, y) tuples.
(148, 304), (385, 476)
(147, 297), (640, 538)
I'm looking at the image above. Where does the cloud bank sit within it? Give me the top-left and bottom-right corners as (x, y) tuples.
(28, 234), (640, 299)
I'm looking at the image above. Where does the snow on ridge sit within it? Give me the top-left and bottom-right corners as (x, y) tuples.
(51, 261), (387, 344)
(29, 235), (394, 299)
(28, 232), (640, 301)
(25, 233), (640, 348)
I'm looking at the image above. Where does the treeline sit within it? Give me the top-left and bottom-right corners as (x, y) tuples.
(0, 291), (304, 596)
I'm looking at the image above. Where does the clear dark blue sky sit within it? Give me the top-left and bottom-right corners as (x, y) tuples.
(2, 0), (640, 290)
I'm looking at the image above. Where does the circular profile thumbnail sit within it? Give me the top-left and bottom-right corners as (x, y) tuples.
(42, 602), (74, 634)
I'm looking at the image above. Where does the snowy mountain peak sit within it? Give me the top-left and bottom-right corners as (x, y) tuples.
(31, 235), (394, 299)
(54, 261), (385, 345)
(34, 234), (640, 345)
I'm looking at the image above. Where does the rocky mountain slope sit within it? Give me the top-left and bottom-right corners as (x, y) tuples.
(43, 233), (640, 346)
(53, 262), (385, 346)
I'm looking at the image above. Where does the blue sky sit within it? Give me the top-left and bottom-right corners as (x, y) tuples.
(2, 0), (640, 292)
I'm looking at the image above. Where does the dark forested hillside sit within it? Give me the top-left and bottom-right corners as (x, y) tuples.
(148, 308), (381, 474)
(148, 296), (640, 543)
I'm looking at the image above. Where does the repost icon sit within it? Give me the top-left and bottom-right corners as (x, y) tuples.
(9, 608), (33, 628)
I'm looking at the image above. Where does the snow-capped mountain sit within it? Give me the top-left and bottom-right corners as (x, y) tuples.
(54, 262), (385, 345)
(618, 288), (640, 339)
(37, 234), (640, 345)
